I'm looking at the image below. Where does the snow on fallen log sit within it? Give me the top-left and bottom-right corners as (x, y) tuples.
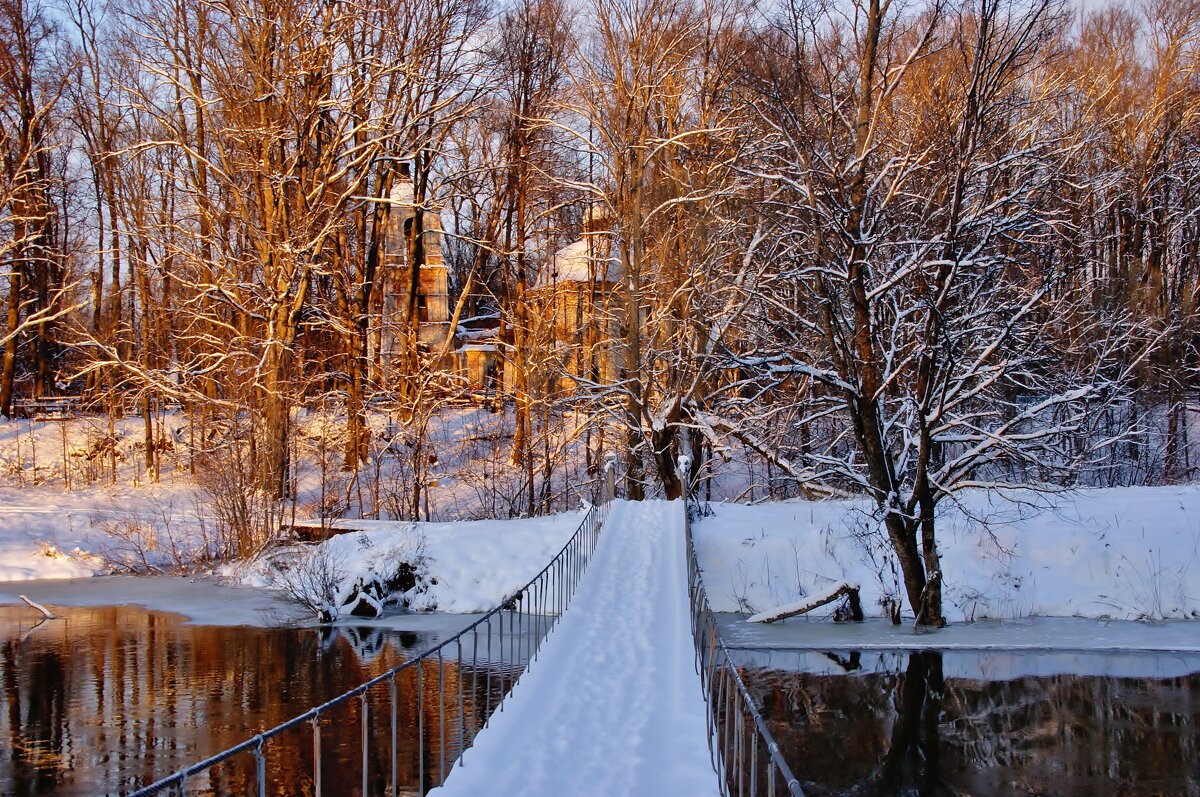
(18, 595), (54, 620)
(747, 582), (863, 624)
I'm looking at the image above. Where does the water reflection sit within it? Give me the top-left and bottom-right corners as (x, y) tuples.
(0, 605), (528, 796)
(743, 650), (1200, 796)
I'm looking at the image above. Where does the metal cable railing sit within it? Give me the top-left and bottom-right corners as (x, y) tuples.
(684, 499), (806, 797)
(128, 498), (610, 797)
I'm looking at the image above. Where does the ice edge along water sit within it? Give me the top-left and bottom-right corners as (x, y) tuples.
(432, 499), (720, 797)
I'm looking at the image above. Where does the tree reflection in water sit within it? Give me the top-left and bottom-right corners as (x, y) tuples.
(0, 604), (529, 796)
(879, 652), (945, 796)
(745, 649), (1200, 797)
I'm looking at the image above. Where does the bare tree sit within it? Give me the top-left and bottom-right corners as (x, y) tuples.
(0, 0), (76, 417)
(568, 0), (751, 499)
(70, 0), (486, 501)
(731, 0), (1155, 625)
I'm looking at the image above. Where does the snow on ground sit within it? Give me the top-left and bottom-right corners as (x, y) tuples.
(0, 407), (607, 523)
(408, 511), (581, 612)
(0, 483), (194, 580)
(693, 485), (1200, 623)
(227, 510), (585, 615)
(0, 495), (585, 622)
(4, 447), (1200, 631)
(0, 408), (591, 620)
(0, 481), (305, 622)
(433, 500), (718, 797)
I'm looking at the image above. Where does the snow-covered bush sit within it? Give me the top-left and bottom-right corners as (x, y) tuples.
(262, 526), (430, 622)
(267, 544), (347, 623)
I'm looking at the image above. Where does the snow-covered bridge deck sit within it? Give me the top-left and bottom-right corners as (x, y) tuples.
(433, 499), (719, 797)
(124, 498), (735, 797)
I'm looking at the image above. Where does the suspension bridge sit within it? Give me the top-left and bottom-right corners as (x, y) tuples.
(130, 494), (804, 797)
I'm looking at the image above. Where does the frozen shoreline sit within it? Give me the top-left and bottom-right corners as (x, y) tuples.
(719, 615), (1200, 680)
(718, 614), (1200, 654)
(2, 483), (1200, 640)
(0, 574), (298, 626)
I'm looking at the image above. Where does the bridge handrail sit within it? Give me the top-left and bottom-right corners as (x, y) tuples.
(683, 498), (805, 797)
(127, 498), (610, 797)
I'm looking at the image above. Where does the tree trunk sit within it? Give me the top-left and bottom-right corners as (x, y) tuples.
(0, 262), (20, 417)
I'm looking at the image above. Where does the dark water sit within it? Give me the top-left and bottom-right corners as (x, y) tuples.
(1, 605), (528, 796)
(740, 649), (1200, 797)
(7, 606), (1199, 797)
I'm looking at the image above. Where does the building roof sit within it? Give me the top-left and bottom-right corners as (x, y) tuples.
(540, 238), (621, 287)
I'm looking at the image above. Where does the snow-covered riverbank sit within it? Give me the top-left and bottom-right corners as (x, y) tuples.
(0, 499), (585, 623)
(0, 483), (151, 580)
(693, 484), (1200, 623)
(3, 484), (1199, 629)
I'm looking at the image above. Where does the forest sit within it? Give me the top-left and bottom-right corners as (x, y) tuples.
(2, 0), (1198, 625)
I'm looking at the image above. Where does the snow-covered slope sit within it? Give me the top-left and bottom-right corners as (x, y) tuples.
(693, 485), (1200, 622)
(0, 484), (141, 580)
(229, 511), (585, 614)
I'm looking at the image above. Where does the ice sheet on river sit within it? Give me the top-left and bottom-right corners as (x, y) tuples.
(433, 499), (719, 797)
(719, 614), (1200, 679)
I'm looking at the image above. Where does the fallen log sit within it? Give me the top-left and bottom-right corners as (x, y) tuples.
(747, 582), (863, 623)
(284, 519), (358, 544)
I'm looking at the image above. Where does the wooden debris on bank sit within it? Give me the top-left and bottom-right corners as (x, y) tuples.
(285, 519), (358, 544)
(746, 582), (863, 623)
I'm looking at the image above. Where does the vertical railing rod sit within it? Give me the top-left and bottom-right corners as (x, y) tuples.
(457, 637), (465, 763)
(486, 618), (493, 717)
(312, 715), (322, 797)
(471, 626), (479, 746)
(390, 673), (398, 797)
(750, 721), (758, 797)
(361, 692), (370, 797)
(255, 738), (266, 797)
(438, 648), (446, 781)
(533, 578), (541, 661)
(734, 688), (742, 796)
(418, 661), (425, 797)
(498, 610), (505, 710)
